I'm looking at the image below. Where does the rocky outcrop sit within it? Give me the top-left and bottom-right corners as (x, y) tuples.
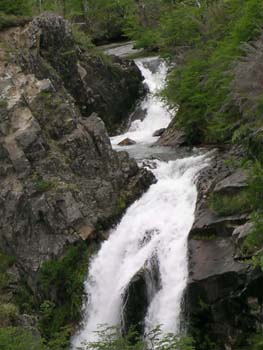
(0, 14), (154, 285)
(16, 13), (145, 134)
(184, 148), (263, 350)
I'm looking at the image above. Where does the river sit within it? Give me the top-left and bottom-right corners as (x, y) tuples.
(72, 54), (209, 349)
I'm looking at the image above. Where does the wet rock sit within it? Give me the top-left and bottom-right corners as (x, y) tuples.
(142, 57), (161, 74)
(157, 127), (186, 147)
(129, 106), (147, 124)
(153, 128), (166, 137)
(122, 255), (160, 335)
(118, 138), (136, 146)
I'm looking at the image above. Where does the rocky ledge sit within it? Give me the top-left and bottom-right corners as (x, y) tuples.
(184, 147), (263, 349)
(0, 14), (154, 285)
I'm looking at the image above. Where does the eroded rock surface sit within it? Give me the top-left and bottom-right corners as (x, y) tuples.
(0, 14), (154, 283)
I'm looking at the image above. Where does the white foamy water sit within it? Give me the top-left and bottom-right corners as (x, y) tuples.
(111, 57), (172, 147)
(72, 155), (208, 348)
(72, 55), (209, 349)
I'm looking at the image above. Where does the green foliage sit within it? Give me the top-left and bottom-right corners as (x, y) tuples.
(0, 0), (32, 16)
(0, 327), (46, 350)
(161, 0), (263, 143)
(210, 190), (251, 216)
(250, 333), (263, 350)
(243, 213), (263, 256)
(0, 99), (7, 108)
(79, 325), (195, 350)
(0, 303), (19, 326)
(72, 25), (94, 50)
(81, 0), (136, 43)
(38, 242), (91, 347)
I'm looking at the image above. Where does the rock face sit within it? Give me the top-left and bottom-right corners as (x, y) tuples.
(0, 14), (154, 283)
(17, 13), (145, 133)
(185, 148), (263, 350)
(122, 256), (160, 335)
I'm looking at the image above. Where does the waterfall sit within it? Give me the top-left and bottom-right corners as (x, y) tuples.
(72, 56), (209, 349)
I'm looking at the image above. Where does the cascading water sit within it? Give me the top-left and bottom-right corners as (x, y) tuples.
(111, 57), (171, 147)
(72, 56), (209, 349)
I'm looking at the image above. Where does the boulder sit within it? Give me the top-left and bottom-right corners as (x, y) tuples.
(118, 138), (137, 146)
(156, 127), (186, 147)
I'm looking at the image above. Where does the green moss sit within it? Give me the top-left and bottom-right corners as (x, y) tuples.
(35, 179), (56, 193)
(192, 234), (216, 241)
(210, 190), (251, 216)
(118, 196), (127, 211)
(0, 251), (16, 292)
(0, 99), (7, 109)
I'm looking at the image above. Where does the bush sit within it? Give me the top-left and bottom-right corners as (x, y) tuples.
(0, 327), (46, 350)
(210, 190), (251, 216)
(0, 303), (19, 326)
(38, 242), (91, 347)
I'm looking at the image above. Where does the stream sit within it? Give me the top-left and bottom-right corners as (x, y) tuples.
(72, 53), (209, 349)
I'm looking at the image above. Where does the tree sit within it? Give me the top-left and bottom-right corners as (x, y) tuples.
(0, 0), (32, 15)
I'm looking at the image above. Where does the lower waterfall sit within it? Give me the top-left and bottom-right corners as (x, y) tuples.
(72, 56), (209, 349)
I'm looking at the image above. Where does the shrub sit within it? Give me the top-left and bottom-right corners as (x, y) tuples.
(38, 242), (91, 346)
(0, 303), (19, 326)
(0, 327), (46, 350)
(210, 190), (251, 216)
